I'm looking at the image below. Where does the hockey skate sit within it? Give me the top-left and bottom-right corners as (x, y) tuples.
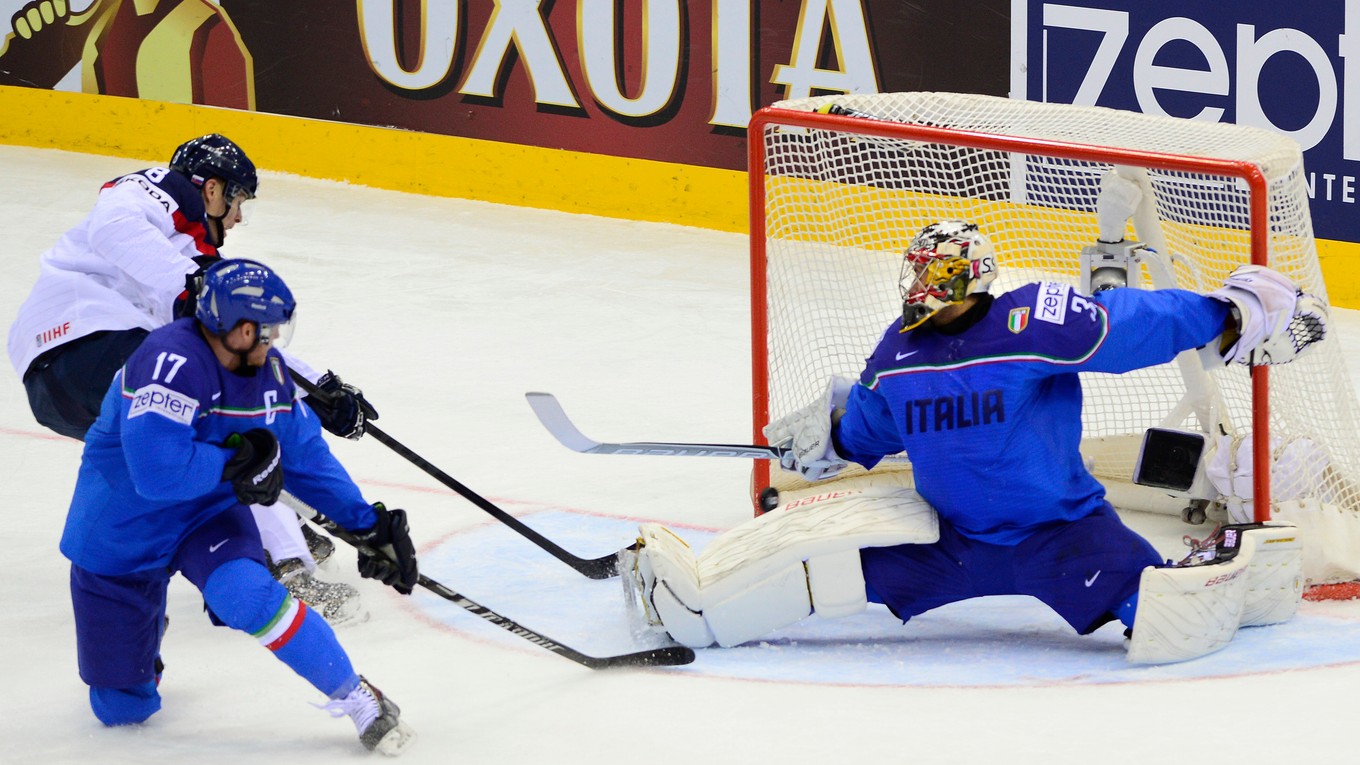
(301, 523), (335, 566)
(322, 676), (415, 756)
(269, 555), (367, 626)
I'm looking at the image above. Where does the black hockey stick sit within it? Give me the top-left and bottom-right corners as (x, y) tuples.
(525, 391), (790, 459)
(286, 497), (695, 670)
(292, 372), (633, 579)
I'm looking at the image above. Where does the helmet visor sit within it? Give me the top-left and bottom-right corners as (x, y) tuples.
(225, 179), (256, 202)
(259, 312), (297, 350)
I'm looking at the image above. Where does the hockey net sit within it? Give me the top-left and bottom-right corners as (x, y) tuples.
(748, 92), (1360, 592)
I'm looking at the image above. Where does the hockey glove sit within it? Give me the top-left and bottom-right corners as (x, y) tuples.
(355, 503), (418, 595)
(762, 376), (853, 482)
(304, 370), (379, 440)
(221, 429), (283, 506)
(172, 255), (221, 320)
(1207, 265), (1328, 366)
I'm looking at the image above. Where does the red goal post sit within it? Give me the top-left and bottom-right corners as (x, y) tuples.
(747, 93), (1360, 590)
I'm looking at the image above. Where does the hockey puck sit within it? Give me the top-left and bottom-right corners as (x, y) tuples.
(758, 486), (780, 513)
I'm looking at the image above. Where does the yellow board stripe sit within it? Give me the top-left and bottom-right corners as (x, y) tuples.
(0, 85), (747, 233)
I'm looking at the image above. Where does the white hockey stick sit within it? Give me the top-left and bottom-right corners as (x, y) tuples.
(525, 392), (790, 459)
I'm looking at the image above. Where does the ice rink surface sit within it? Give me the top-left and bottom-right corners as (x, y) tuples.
(4, 145), (1360, 764)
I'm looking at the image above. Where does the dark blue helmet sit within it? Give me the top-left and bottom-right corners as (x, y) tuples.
(196, 259), (295, 345)
(170, 134), (258, 200)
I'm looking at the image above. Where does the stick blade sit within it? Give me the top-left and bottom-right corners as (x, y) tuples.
(584, 645), (696, 669)
(525, 392), (603, 452)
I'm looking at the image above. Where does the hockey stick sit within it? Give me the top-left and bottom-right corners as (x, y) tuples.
(525, 391), (790, 459)
(285, 495), (695, 669)
(291, 372), (632, 580)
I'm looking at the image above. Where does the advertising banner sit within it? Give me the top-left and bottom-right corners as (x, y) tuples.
(1014, 0), (1360, 243)
(0, 0), (1008, 172)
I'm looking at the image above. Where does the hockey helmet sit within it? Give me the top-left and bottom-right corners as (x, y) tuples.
(170, 134), (258, 201)
(196, 259), (296, 347)
(899, 220), (997, 330)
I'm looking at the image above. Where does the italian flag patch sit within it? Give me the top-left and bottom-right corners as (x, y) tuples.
(1008, 307), (1030, 334)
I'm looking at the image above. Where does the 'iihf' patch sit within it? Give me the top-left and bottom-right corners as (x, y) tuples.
(1008, 307), (1030, 334)
(270, 357), (284, 385)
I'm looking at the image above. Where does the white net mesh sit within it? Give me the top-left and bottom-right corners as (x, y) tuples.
(752, 93), (1360, 582)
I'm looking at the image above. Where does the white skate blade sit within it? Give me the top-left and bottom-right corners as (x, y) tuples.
(321, 595), (370, 628)
(374, 720), (416, 756)
(325, 606), (371, 628)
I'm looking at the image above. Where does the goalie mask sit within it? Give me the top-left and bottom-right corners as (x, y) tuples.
(899, 221), (997, 331)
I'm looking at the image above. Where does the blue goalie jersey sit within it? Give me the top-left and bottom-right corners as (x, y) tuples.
(834, 283), (1231, 545)
(60, 318), (375, 575)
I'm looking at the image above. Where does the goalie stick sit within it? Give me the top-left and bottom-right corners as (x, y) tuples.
(526, 392), (913, 469)
(526, 391), (790, 459)
(292, 371), (632, 580)
(284, 494), (696, 669)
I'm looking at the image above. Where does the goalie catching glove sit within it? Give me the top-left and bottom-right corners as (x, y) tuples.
(1207, 265), (1328, 366)
(303, 370), (379, 440)
(354, 503), (418, 595)
(762, 376), (855, 482)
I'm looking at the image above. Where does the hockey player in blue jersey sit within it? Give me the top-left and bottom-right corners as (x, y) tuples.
(628, 217), (1325, 663)
(10, 133), (376, 623)
(60, 259), (417, 754)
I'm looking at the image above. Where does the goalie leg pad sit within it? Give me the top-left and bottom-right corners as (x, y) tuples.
(627, 478), (939, 648)
(699, 479), (937, 647)
(632, 524), (714, 648)
(806, 548), (870, 618)
(1233, 523), (1303, 627)
(701, 548), (873, 647)
(702, 562), (813, 648)
(1126, 557), (1249, 664)
(1126, 523), (1302, 663)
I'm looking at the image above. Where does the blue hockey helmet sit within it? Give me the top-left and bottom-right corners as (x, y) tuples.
(170, 134), (258, 201)
(195, 259), (296, 347)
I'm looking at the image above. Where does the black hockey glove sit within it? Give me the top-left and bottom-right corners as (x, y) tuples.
(173, 255), (221, 319)
(221, 429), (283, 506)
(354, 503), (418, 595)
(303, 370), (379, 440)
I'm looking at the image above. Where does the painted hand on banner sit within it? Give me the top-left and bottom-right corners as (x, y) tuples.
(0, 0), (88, 89)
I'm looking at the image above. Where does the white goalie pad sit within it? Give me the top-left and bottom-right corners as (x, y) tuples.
(630, 479), (939, 648)
(632, 524), (715, 648)
(1127, 523), (1302, 664)
(1234, 524), (1304, 627)
(1127, 554), (1249, 664)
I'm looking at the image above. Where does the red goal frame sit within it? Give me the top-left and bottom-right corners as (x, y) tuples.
(746, 105), (1273, 520)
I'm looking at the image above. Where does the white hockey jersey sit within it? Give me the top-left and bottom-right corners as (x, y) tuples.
(7, 166), (216, 378)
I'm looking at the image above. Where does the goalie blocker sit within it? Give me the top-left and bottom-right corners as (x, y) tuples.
(628, 478), (1303, 663)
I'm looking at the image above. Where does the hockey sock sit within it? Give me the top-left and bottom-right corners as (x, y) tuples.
(202, 558), (357, 696)
(89, 681), (160, 726)
(1115, 593), (1139, 630)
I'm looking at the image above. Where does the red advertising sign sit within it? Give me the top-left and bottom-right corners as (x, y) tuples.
(0, 0), (1007, 171)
